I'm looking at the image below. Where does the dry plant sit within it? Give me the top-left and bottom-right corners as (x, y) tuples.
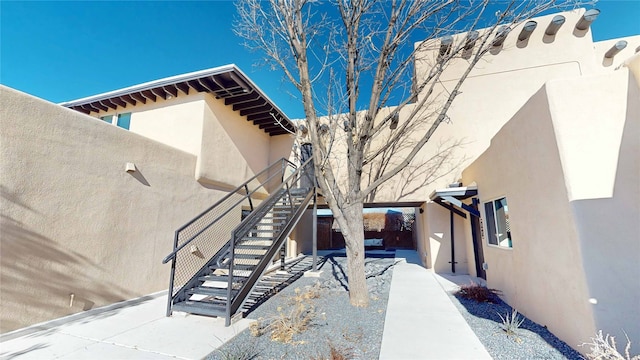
(581, 330), (640, 360)
(455, 282), (502, 303)
(249, 286), (319, 344)
(290, 283), (322, 304)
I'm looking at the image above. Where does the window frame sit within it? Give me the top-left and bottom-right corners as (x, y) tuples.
(482, 196), (513, 250)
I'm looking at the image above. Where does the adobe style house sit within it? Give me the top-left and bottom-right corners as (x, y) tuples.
(0, 65), (298, 333)
(1, 7), (638, 355)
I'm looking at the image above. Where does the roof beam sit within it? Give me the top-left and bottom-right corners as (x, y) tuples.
(92, 102), (109, 111)
(111, 97), (126, 108)
(187, 80), (206, 93)
(141, 90), (157, 102)
(164, 85), (178, 97)
(225, 91), (259, 105)
(247, 113), (273, 121)
(175, 82), (190, 95)
(130, 92), (147, 104)
(240, 105), (272, 117)
(199, 77), (222, 96)
(151, 87), (167, 100)
(121, 94), (137, 106)
(233, 98), (267, 112)
(80, 103), (100, 113)
(102, 99), (119, 110)
(73, 106), (91, 114)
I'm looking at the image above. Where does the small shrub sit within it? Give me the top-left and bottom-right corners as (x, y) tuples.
(268, 303), (315, 343)
(581, 330), (640, 360)
(498, 309), (525, 339)
(455, 282), (502, 303)
(250, 285), (320, 344)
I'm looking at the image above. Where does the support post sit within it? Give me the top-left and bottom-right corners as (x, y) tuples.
(312, 188), (318, 272)
(450, 210), (456, 273)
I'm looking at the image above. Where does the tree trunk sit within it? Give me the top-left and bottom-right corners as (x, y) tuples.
(342, 202), (369, 307)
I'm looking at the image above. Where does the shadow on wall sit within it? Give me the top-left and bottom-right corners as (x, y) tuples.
(571, 78), (640, 346)
(0, 191), (134, 333)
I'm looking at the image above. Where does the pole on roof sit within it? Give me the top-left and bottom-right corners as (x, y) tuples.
(312, 187), (318, 272)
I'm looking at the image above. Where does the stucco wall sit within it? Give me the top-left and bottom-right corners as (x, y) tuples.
(548, 70), (640, 348)
(0, 86), (227, 333)
(196, 94), (272, 189)
(410, 10), (640, 194)
(461, 69), (639, 351)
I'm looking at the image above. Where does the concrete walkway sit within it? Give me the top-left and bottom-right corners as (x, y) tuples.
(1, 250), (491, 359)
(0, 293), (253, 360)
(379, 250), (492, 360)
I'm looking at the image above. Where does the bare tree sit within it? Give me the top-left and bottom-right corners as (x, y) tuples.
(235, 0), (590, 307)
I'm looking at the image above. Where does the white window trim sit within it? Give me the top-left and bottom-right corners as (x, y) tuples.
(481, 195), (513, 251)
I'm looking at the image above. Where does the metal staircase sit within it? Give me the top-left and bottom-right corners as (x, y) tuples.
(162, 158), (314, 326)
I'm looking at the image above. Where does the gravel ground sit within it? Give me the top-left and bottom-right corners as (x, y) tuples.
(209, 251), (396, 360)
(209, 251), (584, 360)
(449, 294), (584, 360)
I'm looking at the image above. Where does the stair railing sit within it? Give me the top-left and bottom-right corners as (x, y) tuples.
(162, 158), (297, 317)
(224, 157), (315, 323)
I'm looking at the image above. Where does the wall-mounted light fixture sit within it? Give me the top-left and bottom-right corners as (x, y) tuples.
(575, 9), (600, 31)
(125, 162), (136, 173)
(518, 21), (537, 41)
(604, 40), (628, 58)
(545, 15), (565, 36)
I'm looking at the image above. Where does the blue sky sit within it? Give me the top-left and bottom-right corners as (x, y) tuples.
(1, 0), (638, 120)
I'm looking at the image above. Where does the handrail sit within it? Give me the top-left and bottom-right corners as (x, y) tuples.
(225, 157), (314, 320)
(162, 158), (296, 264)
(228, 157), (312, 241)
(176, 157), (294, 234)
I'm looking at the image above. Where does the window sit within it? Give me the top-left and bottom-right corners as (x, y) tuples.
(484, 197), (512, 248)
(116, 113), (131, 130)
(100, 115), (113, 124)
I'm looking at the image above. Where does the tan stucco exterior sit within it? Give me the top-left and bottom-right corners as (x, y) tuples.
(461, 68), (639, 350)
(91, 90), (293, 190)
(0, 86), (231, 332)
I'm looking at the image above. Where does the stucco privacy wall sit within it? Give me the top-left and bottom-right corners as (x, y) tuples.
(461, 69), (639, 350)
(0, 86), (227, 333)
(548, 70), (640, 348)
(462, 84), (595, 350)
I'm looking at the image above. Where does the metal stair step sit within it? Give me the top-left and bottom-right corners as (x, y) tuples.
(235, 244), (271, 250)
(188, 286), (237, 298)
(233, 253), (264, 260)
(172, 300), (226, 318)
(199, 274), (248, 283)
(242, 236), (274, 241)
(210, 263), (255, 271)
